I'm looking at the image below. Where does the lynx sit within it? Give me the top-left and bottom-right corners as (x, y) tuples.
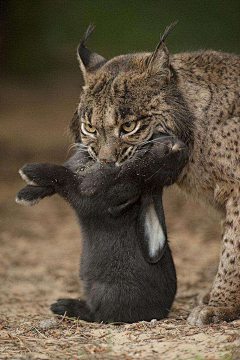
(69, 23), (239, 325)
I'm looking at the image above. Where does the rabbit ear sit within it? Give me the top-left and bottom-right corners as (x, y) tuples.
(137, 192), (167, 264)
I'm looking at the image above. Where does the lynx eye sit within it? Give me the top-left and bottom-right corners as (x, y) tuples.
(121, 121), (137, 133)
(81, 123), (97, 135)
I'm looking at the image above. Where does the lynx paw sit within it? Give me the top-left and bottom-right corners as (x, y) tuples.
(187, 305), (239, 326)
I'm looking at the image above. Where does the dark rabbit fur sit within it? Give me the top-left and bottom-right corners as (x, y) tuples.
(16, 136), (188, 323)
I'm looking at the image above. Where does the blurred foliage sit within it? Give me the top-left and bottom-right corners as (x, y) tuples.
(1, 0), (240, 78)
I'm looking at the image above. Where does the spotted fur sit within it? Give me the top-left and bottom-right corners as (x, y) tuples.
(70, 25), (240, 325)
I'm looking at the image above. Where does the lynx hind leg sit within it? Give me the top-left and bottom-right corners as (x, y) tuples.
(188, 189), (240, 325)
(16, 185), (55, 206)
(51, 299), (94, 322)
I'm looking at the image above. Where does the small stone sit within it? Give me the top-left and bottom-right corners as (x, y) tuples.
(36, 318), (58, 330)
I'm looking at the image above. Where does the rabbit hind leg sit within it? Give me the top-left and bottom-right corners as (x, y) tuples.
(50, 299), (95, 322)
(16, 185), (55, 206)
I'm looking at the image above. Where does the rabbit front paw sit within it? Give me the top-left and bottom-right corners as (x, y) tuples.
(16, 185), (55, 206)
(19, 163), (65, 187)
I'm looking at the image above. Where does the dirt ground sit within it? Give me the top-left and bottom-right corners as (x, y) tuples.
(0, 80), (239, 359)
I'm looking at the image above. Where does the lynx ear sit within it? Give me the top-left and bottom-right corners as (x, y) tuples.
(146, 21), (178, 82)
(77, 25), (107, 81)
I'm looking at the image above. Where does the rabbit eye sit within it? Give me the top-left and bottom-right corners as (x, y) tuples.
(81, 123), (97, 135)
(121, 121), (137, 133)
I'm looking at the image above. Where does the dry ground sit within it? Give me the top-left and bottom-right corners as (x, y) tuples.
(0, 80), (239, 359)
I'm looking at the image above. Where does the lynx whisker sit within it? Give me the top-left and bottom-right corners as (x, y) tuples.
(67, 143), (88, 157)
(144, 163), (166, 182)
(139, 136), (173, 147)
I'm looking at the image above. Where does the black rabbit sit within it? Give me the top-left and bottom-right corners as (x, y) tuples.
(16, 136), (188, 323)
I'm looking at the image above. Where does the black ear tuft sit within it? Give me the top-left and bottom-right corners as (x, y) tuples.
(160, 21), (178, 44)
(77, 24), (107, 79)
(150, 21), (178, 61)
(79, 24), (96, 48)
(146, 21), (178, 82)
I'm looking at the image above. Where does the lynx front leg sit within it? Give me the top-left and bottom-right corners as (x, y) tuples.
(188, 190), (240, 325)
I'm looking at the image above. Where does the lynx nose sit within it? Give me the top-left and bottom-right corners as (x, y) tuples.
(100, 158), (116, 167)
(98, 144), (117, 164)
(102, 159), (113, 163)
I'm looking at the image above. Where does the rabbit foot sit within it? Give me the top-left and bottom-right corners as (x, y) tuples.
(50, 299), (94, 322)
(16, 185), (55, 206)
(19, 163), (72, 187)
(187, 305), (239, 325)
(19, 163), (58, 187)
(16, 195), (41, 207)
(19, 168), (37, 186)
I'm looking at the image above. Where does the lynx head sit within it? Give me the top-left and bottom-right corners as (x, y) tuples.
(70, 22), (192, 166)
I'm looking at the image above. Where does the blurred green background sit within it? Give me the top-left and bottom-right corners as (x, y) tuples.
(2, 0), (240, 79)
(1, 0), (240, 187)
